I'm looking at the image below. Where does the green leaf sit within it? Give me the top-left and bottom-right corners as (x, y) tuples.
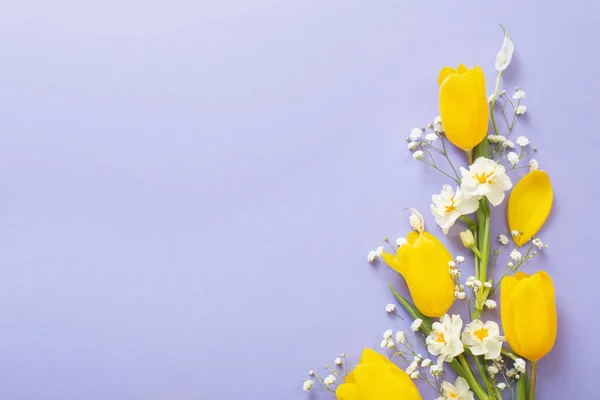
(474, 134), (490, 160)
(389, 283), (432, 334)
(516, 371), (529, 400)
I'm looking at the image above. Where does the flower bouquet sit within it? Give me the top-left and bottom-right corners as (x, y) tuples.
(302, 27), (555, 400)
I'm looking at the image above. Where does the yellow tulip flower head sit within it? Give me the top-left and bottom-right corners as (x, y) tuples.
(508, 170), (553, 247)
(336, 348), (421, 400)
(501, 271), (557, 361)
(439, 64), (489, 151)
(382, 231), (454, 317)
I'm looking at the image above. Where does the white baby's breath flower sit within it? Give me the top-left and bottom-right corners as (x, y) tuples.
(309, 369), (315, 376)
(431, 185), (479, 234)
(303, 380), (314, 391)
(408, 141), (419, 150)
(460, 157), (513, 206)
(448, 261), (456, 268)
(487, 135), (507, 143)
(439, 377), (475, 400)
(409, 371), (419, 380)
(380, 339), (390, 348)
(433, 116), (443, 133)
(334, 358), (342, 366)
(410, 128), (422, 140)
(456, 256), (465, 264)
(430, 364), (444, 377)
(502, 140), (515, 149)
(495, 29), (514, 72)
(516, 136), (529, 147)
(425, 133), (438, 142)
(488, 365), (499, 376)
(323, 375), (336, 386)
(411, 318), (423, 332)
(396, 330), (406, 344)
(498, 234), (509, 245)
(533, 238), (544, 249)
(383, 329), (393, 339)
(511, 230), (520, 237)
(426, 314), (464, 365)
(514, 358), (527, 373)
(462, 320), (505, 360)
(507, 152), (520, 165)
(385, 303), (396, 313)
(513, 90), (525, 100)
(483, 282), (492, 289)
(408, 208), (425, 233)
(510, 249), (522, 262)
(516, 105), (527, 115)
(367, 251), (378, 263)
(396, 237), (407, 246)
(421, 358), (432, 367)
(376, 246), (384, 256)
(529, 159), (539, 171)
(413, 150), (425, 160)
(405, 361), (418, 375)
(497, 382), (507, 390)
(484, 299), (497, 309)
(457, 292), (467, 300)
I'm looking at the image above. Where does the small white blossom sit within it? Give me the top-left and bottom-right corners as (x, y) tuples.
(376, 246), (384, 256)
(516, 105), (527, 115)
(487, 135), (507, 143)
(457, 292), (467, 300)
(395, 331), (406, 344)
(309, 369), (315, 376)
(334, 358), (342, 366)
(483, 282), (492, 289)
(380, 339), (391, 348)
(409, 371), (419, 380)
(383, 329), (393, 339)
(510, 249), (522, 262)
(460, 157), (513, 206)
(513, 90), (525, 100)
(507, 262), (514, 268)
(488, 365), (499, 376)
(413, 150), (424, 160)
(421, 358), (432, 367)
(484, 300), (497, 309)
(367, 251), (378, 263)
(303, 380), (314, 391)
(529, 159), (539, 171)
(427, 314), (464, 365)
(487, 94), (496, 104)
(516, 136), (529, 147)
(430, 364), (444, 376)
(408, 141), (419, 150)
(507, 152), (520, 165)
(411, 318), (423, 332)
(514, 358), (527, 373)
(533, 238), (544, 249)
(385, 303), (396, 313)
(425, 133), (438, 142)
(497, 382), (507, 390)
(405, 361), (418, 375)
(462, 320), (505, 360)
(433, 116), (443, 133)
(498, 234), (509, 245)
(439, 377), (475, 400)
(511, 230), (520, 237)
(413, 354), (423, 364)
(396, 237), (407, 247)
(502, 140), (515, 149)
(495, 29), (515, 72)
(410, 128), (422, 140)
(448, 261), (456, 268)
(456, 256), (465, 264)
(323, 375), (336, 386)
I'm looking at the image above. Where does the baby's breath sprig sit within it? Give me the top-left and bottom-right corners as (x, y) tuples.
(302, 354), (350, 393)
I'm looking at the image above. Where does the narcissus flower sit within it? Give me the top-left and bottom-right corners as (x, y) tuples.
(438, 64), (489, 150)
(508, 170), (553, 247)
(501, 271), (557, 361)
(436, 377), (474, 400)
(382, 232), (454, 317)
(430, 185), (479, 234)
(426, 314), (464, 365)
(460, 157), (513, 206)
(336, 348), (422, 400)
(461, 320), (504, 359)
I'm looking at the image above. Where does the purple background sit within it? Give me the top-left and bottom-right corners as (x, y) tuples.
(0, 1), (597, 399)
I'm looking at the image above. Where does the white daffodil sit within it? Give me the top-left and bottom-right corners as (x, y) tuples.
(460, 157), (513, 206)
(461, 320), (505, 360)
(430, 185), (479, 234)
(436, 377), (475, 400)
(426, 314), (464, 365)
(495, 28), (514, 72)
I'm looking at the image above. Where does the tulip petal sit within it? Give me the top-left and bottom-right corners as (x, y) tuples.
(508, 170), (553, 247)
(438, 66), (457, 86)
(336, 382), (359, 400)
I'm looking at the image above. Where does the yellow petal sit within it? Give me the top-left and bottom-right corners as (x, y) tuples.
(439, 67), (489, 150)
(508, 170), (553, 247)
(438, 66), (457, 86)
(336, 382), (359, 400)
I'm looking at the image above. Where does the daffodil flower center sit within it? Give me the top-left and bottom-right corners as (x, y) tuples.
(473, 170), (494, 184)
(445, 198), (457, 213)
(449, 393), (459, 399)
(474, 327), (489, 342)
(435, 332), (446, 344)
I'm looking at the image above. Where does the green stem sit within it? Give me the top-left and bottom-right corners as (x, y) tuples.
(470, 245), (482, 259)
(473, 199), (491, 319)
(529, 361), (537, 400)
(460, 216), (477, 232)
(474, 355), (495, 399)
(458, 355), (490, 400)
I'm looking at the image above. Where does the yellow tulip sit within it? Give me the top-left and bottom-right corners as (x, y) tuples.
(508, 170), (553, 247)
(336, 348), (421, 400)
(439, 64), (489, 150)
(382, 231), (454, 317)
(501, 271), (557, 361)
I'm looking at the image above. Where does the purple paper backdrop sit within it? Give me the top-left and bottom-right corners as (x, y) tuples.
(0, 1), (598, 399)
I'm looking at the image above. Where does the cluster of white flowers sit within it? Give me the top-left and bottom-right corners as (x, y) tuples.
(367, 245), (384, 263)
(302, 354), (348, 392)
(437, 377), (475, 400)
